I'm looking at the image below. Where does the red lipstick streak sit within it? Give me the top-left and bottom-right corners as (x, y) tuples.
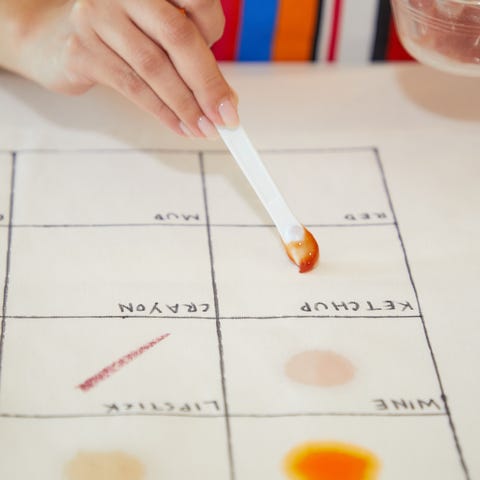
(77, 333), (171, 392)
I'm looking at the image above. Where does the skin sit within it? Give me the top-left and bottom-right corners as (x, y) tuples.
(0, 0), (239, 137)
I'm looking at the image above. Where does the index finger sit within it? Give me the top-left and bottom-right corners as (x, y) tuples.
(125, 0), (238, 127)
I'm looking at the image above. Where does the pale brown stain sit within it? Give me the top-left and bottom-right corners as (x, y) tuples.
(64, 451), (145, 480)
(285, 350), (355, 387)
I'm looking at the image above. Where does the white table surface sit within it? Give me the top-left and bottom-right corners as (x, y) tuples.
(0, 63), (479, 479)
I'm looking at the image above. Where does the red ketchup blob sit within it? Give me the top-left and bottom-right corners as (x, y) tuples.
(284, 227), (319, 273)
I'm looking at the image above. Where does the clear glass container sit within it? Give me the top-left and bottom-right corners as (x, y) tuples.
(391, 0), (480, 76)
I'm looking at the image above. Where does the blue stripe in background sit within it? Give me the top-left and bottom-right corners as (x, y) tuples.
(237, 0), (279, 61)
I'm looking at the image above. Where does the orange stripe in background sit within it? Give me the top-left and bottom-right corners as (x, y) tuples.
(273, 0), (320, 61)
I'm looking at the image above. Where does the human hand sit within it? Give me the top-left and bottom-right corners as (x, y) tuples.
(0, 0), (239, 138)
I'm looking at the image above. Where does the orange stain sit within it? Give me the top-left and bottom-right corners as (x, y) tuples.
(284, 227), (319, 273)
(285, 442), (379, 480)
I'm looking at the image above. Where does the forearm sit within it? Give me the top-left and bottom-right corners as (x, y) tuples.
(0, 1), (63, 76)
(0, 1), (25, 74)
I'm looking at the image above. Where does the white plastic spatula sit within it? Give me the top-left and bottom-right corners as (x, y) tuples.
(217, 125), (319, 273)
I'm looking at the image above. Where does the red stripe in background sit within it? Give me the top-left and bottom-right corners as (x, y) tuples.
(327, 0), (344, 62)
(212, 0), (243, 60)
(386, 16), (413, 61)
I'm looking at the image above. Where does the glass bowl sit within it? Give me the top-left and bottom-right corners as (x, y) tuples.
(391, 0), (480, 76)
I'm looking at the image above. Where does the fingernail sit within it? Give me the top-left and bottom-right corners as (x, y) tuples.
(198, 116), (219, 139)
(179, 121), (194, 138)
(218, 99), (240, 128)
